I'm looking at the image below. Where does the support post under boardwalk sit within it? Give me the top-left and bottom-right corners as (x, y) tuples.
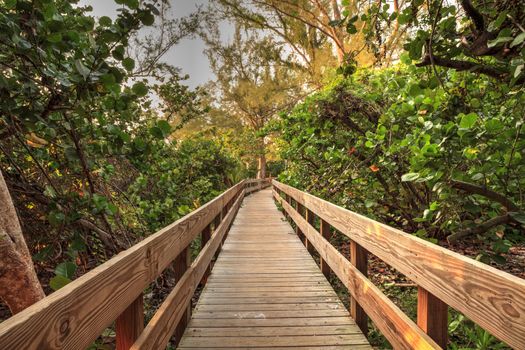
(350, 241), (368, 336)
(173, 247), (191, 345)
(418, 287), (448, 348)
(116, 294), (144, 350)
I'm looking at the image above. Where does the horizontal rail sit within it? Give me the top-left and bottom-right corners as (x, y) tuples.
(0, 179), (267, 350)
(245, 178), (272, 194)
(130, 188), (245, 349)
(273, 180), (525, 350)
(273, 189), (439, 349)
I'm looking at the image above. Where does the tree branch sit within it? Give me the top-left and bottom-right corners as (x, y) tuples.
(449, 179), (520, 212)
(447, 214), (510, 243)
(416, 54), (506, 80)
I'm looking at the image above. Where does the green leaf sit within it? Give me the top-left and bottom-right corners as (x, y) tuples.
(459, 113), (478, 129)
(55, 262), (77, 279)
(488, 36), (513, 48)
(510, 32), (525, 48)
(48, 33), (62, 43)
(48, 211), (65, 227)
(122, 57), (135, 71)
(74, 59), (90, 79)
(132, 82), (148, 97)
(401, 172), (420, 182)
(509, 212), (525, 224)
(157, 120), (171, 137)
(5, 0), (16, 9)
(99, 16), (112, 27)
(141, 12), (155, 26)
(49, 275), (71, 291)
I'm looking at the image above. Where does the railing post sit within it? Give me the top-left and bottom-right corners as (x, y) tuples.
(116, 294), (144, 350)
(295, 201), (305, 243)
(305, 209), (315, 254)
(320, 219), (331, 278)
(173, 247), (191, 346)
(200, 223), (212, 285)
(417, 287), (448, 348)
(283, 193), (290, 219)
(350, 241), (368, 336)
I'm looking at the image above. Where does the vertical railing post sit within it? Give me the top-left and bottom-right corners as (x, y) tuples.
(417, 287), (448, 348)
(295, 201), (305, 243)
(173, 247), (191, 346)
(284, 193), (290, 220)
(116, 294), (144, 350)
(320, 219), (331, 278)
(305, 209), (315, 254)
(200, 223), (212, 285)
(350, 241), (368, 336)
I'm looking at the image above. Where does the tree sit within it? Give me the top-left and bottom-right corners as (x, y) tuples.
(0, 170), (44, 314)
(205, 27), (303, 178)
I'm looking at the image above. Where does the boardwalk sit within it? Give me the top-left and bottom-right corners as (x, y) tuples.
(177, 189), (372, 349)
(2, 180), (523, 350)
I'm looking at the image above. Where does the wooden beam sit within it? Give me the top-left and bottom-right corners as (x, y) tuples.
(173, 247), (191, 346)
(320, 219), (331, 278)
(305, 209), (315, 255)
(200, 224), (212, 285)
(418, 288), (448, 348)
(273, 181), (525, 349)
(295, 202), (305, 243)
(350, 241), (368, 337)
(116, 294), (144, 350)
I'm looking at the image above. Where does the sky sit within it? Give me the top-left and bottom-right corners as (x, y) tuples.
(79, 0), (233, 88)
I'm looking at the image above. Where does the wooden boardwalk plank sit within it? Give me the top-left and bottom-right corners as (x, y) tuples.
(178, 189), (371, 349)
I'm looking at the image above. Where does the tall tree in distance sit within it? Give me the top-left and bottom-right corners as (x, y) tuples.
(205, 27), (302, 178)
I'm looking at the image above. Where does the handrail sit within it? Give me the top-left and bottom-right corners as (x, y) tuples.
(0, 179), (270, 350)
(272, 180), (525, 350)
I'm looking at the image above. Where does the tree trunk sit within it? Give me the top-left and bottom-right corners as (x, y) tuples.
(257, 154), (267, 179)
(331, 0), (345, 64)
(256, 137), (267, 179)
(0, 170), (45, 314)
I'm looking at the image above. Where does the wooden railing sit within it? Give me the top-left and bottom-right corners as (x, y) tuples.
(0, 178), (270, 350)
(272, 180), (525, 350)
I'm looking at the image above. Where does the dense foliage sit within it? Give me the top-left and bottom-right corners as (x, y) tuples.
(0, 0), (241, 295)
(277, 61), (525, 261)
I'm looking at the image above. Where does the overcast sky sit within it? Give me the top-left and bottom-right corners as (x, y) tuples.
(79, 0), (232, 88)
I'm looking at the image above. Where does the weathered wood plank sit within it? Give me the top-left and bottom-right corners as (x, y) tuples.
(418, 287), (448, 349)
(350, 240), (368, 337)
(273, 180), (525, 349)
(116, 294), (144, 350)
(177, 189), (371, 350)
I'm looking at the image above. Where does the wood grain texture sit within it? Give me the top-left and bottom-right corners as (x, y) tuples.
(273, 180), (525, 349)
(274, 190), (440, 350)
(418, 287), (448, 349)
(0, 181), (245, 350)
(350, 240), (368, 337)
(116, 294), (144, 350)
(177, 189), (371, 350)
(173, 247), (192, 346)
(131, 189), (246, 350)
(320, 219), (332, 278)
